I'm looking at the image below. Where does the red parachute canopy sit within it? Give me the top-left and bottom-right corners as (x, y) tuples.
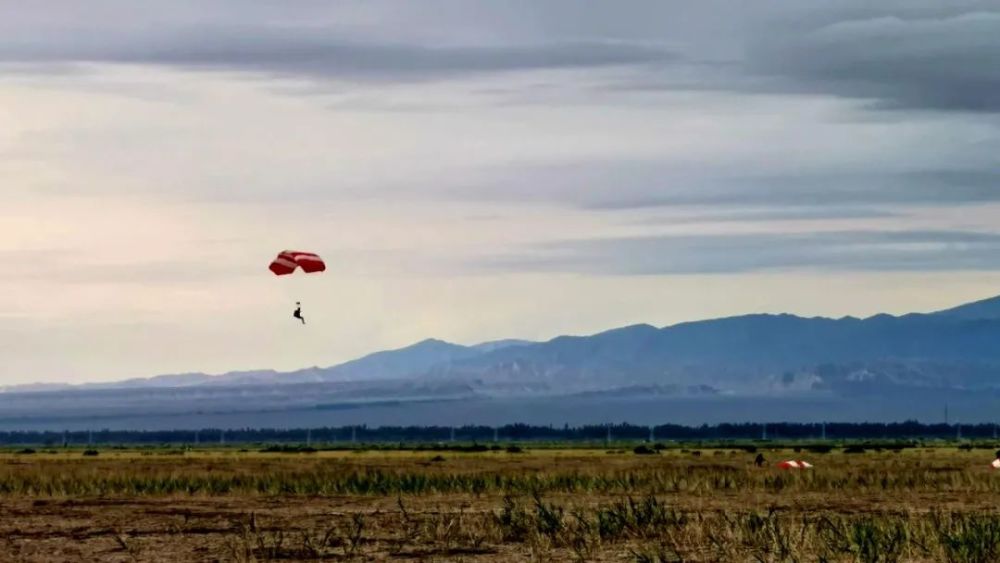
(269, 251), (326, 276)
(776, 460), (813, 469)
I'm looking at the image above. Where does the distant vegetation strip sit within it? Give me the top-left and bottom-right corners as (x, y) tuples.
(0, 452), (997, 497)
(0, 421), (996, 445)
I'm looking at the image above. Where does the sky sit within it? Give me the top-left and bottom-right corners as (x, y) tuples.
(2, 1), (1000, 384)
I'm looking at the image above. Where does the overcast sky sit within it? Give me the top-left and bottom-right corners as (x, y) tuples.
(2, 1), (1000, 384)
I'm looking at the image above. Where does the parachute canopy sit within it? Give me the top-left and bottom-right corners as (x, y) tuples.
(777, 460), (813, 469)
(269, 251), (326, 276)
(991, 458), (1000, 469)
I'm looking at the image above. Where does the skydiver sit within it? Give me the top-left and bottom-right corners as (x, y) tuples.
(293, 302), (305, 324)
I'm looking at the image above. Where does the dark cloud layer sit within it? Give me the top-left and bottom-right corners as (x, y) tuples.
(748, 12), (1000, 112)
(639, 207), (898, 225)
(3, 1), (999, 244)
(480, 230), (1000, 275)
(466, 164), (1000, 210)
(0, 26), (675, 80)
(0, 2), (997, 113)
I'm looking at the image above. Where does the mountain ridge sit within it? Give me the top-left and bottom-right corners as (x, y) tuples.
(932, 294), (1000, 320)
(7, 294), (1000, 395)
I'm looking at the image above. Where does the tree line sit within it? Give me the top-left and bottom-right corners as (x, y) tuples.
(0, 421), (996, 445)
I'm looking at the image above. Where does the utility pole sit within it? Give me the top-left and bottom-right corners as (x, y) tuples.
(649, 426), (655, 443)
(762, 423), (767, 441)
(493, 426), (499, 443)
(450, 427), (455, 442)
(306, 429), (312, 447)
(351, 426), (357, 444)
(62, 431), (67, 448)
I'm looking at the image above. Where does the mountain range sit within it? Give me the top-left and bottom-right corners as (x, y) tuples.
(3, 294), (1000, 431)
(8, 294), (1000, 399)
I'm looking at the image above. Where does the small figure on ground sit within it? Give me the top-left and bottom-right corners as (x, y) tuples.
(293, 302), (305, 324)
(754, 453), (766, 467)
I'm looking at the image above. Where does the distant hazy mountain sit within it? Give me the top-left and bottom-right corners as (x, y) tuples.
(102, 339), (498, 388)
(274, 338), (536, 383)
(7, 295), (1000, 399)
(0, 337), (536, 393)
(470, 339), (534, 353)
(427, 307), (1000, 395)
(6, 295), (1000, 429)
(295, 338), (480, 382)
(932, 294), (1000, 320)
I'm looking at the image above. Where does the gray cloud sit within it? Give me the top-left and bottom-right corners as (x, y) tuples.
(0, 1), (996, 115)
(0, 258), (253, 286)
(3, 2), (998, 218)
(465, 163), (1000, 210)
(636, 207), (899, 225)
(0, 26), (675, 80)
(747, 11), (1000, 112)
(477, 230), (1000, 275)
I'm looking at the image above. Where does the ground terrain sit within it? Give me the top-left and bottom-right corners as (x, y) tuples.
(0, 445), (998, 561)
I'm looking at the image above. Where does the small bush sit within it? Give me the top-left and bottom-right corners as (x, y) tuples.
(633, 445), (658, 455)
(935, 513), (1000, 563)
(82, 449), (99, 457)
(494, 496), (531, 542)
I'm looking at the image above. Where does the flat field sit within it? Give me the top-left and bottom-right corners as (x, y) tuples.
(1, 444), (999, 561)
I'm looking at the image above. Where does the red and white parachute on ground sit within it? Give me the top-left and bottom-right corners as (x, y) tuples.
(269, 251), (326, 276)
(991, 458), (1000, 469)
(776, 460), (813, 469)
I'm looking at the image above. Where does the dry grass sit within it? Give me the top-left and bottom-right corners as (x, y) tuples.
(0, 446), (998, 561)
